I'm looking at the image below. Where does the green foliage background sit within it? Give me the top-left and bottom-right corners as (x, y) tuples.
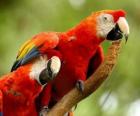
(0, 0), (139, 116)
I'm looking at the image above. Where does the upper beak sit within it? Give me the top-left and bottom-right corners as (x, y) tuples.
(117, 17), (129, 43)
(107, 17), (129, 43)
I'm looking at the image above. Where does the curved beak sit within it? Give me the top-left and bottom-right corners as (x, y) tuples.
(117, 17), (129, 43)
(107, 17), (129, 43)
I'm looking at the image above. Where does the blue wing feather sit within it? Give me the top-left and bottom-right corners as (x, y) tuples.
(11, 60), (22, 72)
(0, 112), (3, 116)
(21, 47), (40, 65)
(11, 47), (40, 72)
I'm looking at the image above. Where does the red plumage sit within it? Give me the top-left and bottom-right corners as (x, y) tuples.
(37, 10), (126, 109)
(0, 64), (43, 116)
(10, 10), (127, 115)
(37, 10), (127, 111)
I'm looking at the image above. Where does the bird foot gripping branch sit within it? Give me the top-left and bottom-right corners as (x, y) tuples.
(47, 40), (123, 116)
(76, 80), (84, 92)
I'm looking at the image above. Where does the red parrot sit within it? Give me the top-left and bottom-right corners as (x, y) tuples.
(11, 10), (129, 115)
(0, 55), (61, 116)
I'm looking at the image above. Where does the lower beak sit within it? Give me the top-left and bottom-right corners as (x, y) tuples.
(107, 24), (123, 41)
(107, 17), (129, 43)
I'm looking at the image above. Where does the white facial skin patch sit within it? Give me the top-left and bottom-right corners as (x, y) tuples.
(96, 13), (115, 39)
(29, 55), (48, 84)
(29, 55), (61, 85)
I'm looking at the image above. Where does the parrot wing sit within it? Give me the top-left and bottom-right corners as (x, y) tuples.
(11, 32), (59, 72)
(87, 46), (104, 78)
(11, 46), (40, 72)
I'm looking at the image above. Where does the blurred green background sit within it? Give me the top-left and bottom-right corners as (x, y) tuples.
(0, 0), (139, 116)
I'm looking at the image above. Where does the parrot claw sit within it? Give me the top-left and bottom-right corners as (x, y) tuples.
(76, 80), (84, 92)
(39, 106), (49, 116)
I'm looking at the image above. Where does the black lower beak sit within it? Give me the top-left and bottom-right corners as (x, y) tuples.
(107, 24), (123, 41)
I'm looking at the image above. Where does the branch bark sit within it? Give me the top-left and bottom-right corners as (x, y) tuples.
(47, 40), (122, 116)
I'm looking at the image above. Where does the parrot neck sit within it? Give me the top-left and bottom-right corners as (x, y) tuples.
(66, 18), (104, 45)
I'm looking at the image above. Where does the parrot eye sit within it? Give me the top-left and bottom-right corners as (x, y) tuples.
(101, 14), (114, 23)
(103, 16), (108, 21)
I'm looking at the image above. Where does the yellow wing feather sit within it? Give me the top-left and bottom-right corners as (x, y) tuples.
(17, 39), (35, 60)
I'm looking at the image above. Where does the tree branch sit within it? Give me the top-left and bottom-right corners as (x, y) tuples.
(47, 40), (122, 116)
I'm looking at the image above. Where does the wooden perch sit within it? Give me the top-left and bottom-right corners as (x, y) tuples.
(47, 40), (122, 116)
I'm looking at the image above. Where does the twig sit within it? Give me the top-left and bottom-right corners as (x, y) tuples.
(47, 40), (122, 116)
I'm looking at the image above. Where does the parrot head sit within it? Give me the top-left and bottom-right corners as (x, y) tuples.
(12, 55), (61, 98)
(94, 10), (129, 42)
